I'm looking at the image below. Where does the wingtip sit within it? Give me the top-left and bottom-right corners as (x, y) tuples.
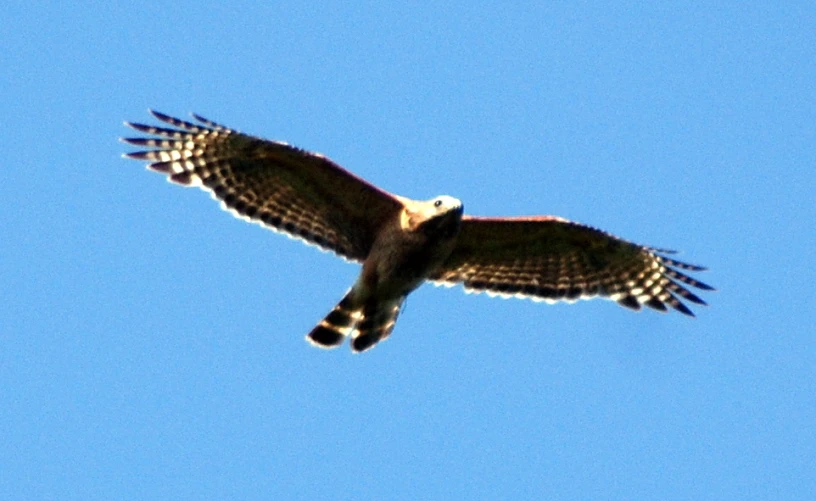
(653, 247), (679, 255)
(672, 300), (697, 317)
(122, 120), (142, 132)
(190, 112), (209, 125)
(149, 109), (170, 121)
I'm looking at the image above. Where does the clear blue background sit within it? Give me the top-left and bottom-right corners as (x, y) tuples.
(2, 2), (814, 500)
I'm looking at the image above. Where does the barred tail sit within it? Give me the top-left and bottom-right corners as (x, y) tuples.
(349, 299), (403, 353)
(306, 291), (360, 349)
(306, 292), (403, 353)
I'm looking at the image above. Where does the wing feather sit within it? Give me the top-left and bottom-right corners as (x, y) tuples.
(122, 110), (403, 262)
(432, 216), (713, 315)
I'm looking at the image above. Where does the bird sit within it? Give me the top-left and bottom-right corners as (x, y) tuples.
(121, 110), (714, 353)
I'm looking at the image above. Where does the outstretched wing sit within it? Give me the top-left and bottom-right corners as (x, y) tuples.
(431, 216), (714, 315)
(122, 110), (403, 262)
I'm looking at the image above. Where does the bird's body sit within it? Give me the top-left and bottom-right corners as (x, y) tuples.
(309, 196), (463, 351)
(363, 196), (463, 299)
(122, 111), (713, 353)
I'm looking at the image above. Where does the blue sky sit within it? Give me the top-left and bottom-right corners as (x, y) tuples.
(2, 2), (814, 499)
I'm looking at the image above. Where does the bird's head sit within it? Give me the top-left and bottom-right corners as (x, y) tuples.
(403, 195), (463, 238)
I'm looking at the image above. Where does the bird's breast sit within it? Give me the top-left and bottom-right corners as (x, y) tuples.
(360, 221), (458, 300)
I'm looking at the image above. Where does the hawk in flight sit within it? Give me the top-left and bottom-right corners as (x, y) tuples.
(122, 111), (713, 353)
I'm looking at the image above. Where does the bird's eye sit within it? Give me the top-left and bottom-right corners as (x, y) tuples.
(434, 199), (443, 208)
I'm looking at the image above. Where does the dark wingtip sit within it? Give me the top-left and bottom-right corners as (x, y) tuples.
(671, 284), (708, 306)
(672, 301), (696, 317)
(191, 113), (230, 130)
(123, 122), (156, 134)
(191, 112), (212, 124)
(649, 246), (678, 255)
(667, 259), (708, 272)
(662, 290), (698, 316)
(120, 137), (152, 146)
(122, 151), (144, 160)
(149, 109), (171, 122)
(122, 150), (154, 161)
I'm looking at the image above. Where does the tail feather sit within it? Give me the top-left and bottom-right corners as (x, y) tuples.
(306, 292), (403, 352)
(306, 292), (360, 349)
(350, 301), (402, 353)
